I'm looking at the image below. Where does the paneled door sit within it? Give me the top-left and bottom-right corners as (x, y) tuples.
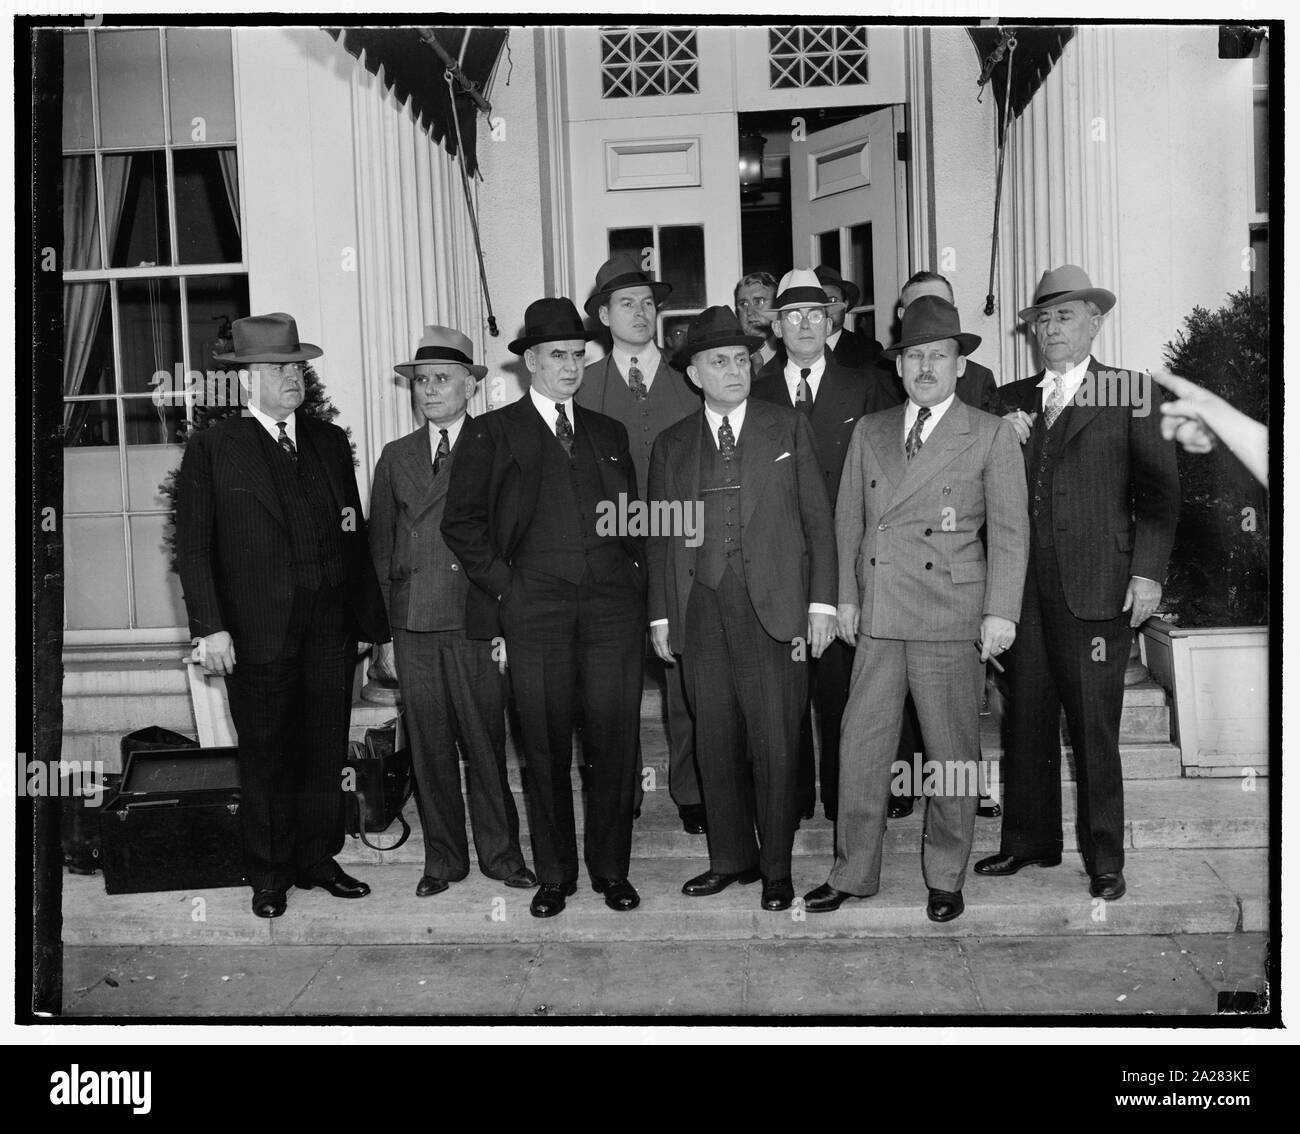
(790, 106), (907, 347)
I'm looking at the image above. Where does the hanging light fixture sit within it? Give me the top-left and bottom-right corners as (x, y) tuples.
(738, 129), (767, 197)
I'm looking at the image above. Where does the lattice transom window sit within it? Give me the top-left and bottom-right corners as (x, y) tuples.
(600, 26), (700, 98)
(769, 26), (869, 89)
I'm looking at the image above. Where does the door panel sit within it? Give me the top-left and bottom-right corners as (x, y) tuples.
(790, 106), (906, 347)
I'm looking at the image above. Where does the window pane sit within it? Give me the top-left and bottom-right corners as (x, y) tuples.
(848, 221), (874, 306)
(64, 400), (123, 512)
(1253, 89), (1268, 215)
(108, 151), (172, 268)
(608, 227), (654, 267)
(186, 273), (249, 375)
(166, 28), (236, 145)
(95, 28), (166, 149)
(65, 516), (130, 629)
(63, 31), (95, 150)
(131, 514), (188, 628)
(658, 225), (705, 309)
(174, 148), (241, 263)
(117, 277), (182, 393)
(63, 156), (102, 269)
(63, 282), (115, 396)
(124, 398), (186, 510)
(817, 231), (841, 275)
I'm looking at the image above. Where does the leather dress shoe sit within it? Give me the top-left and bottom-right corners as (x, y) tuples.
(803, 882), (866, 913)
(887, 797), (915, 819)
(977, 798), (1003, 818)
(927, 889), (965, 922)
(678, 804), (707, 835)
(296, 867), (370, 898)
(681, 866), (761, 896)
(251, 888), (287, 919)
(591, 876), (640, 911)
(974, 851), (1061, 876)
(761, 877), (795, 911)
(1089, 871), (1127, 901)
(502, 866), (538, 889)
(530, 880), (577, 918)
(416, 875), (450, 897)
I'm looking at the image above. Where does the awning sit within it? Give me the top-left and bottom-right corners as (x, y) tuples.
(968, 26), (1076, 130)
(326, 26), (509, 177)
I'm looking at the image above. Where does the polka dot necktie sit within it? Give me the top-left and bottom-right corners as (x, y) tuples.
(276, 420), (297, 463)
(628, 357), (648, 400)
(555, 402), (574, 457)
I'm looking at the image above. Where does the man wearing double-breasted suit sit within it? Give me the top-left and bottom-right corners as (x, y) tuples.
(804, 296), (1028, 922)
(369, 326), (536, 898)
(648, 306), (837, 913)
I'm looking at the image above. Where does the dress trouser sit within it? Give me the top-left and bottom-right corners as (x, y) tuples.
(664, 651), (703, 808)
(392, 626), (525, 882)
(682, 570), (805, 880)
(225, 584), (349, 891)
(795, 637), (853, 820)
(999, 545), (1130, 876)
(501, 564), (644, 884)
(829, 634), (982, 895)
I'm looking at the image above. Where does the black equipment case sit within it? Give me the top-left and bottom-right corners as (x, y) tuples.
(99, 746), (246, 894)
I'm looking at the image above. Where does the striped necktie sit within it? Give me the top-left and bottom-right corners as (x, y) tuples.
(433, 428), (450, 476)
(1043, 375), (1066, 429)
(905, 406), (930, 460)
(795, 367), (813, 415)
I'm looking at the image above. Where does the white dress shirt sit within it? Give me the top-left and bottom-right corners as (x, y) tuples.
(783, 354), (827, 405)
(826, 328), (843, 352)
(427, 413), (466, 463)
(1037, 355), (1093, 408)
(703, 399), (747, 447)
(904, 392), (956, 446)
(247, 401), (296, 446)
(529, 385), (576, 435)
(612, 342), (661, 391)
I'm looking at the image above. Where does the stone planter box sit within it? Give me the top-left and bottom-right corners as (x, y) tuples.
(1138, 619), (1268, 777)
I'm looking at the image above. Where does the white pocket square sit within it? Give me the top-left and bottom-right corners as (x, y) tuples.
(843, 416), (856, 424)
(775, 452), (791, 462)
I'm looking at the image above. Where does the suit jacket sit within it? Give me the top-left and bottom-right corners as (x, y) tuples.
(441, 396), (642, 639)
(873, 355), (1000, 413)
(576, 353), (700, 497)
(751, 353), (894, 507)
(837, 399), (1028, 641)
(647, 398), (836, 648)
(829, 327), (883, 369)
(175, 412), (389, 664)
(369, 420), (473, 632)
(995, 357), (1181, 620)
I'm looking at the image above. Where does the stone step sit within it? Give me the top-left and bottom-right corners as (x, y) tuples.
(63, 660), (191, 698)
(333, 775), (1267, 868)
(63, 692), (196, 736)
(59, 846), (1264, 946)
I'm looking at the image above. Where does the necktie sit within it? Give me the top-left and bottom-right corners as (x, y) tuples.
(555, 402), (574, 457)
(718, 415), (736, 459)
(276, 420), (297, 463)
(628, 357), (648, 400)
(905, 406), (931, 460)
(796, 367), (813, 415)
(433, 428), (450, 476)
(1043, 374), (1066, 429)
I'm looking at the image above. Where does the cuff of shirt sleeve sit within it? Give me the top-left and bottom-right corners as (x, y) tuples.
(650, 618), (669, 628)
(809, 603), (837, 617)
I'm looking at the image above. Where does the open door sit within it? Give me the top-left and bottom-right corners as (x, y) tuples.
(790, 106), (907, 348)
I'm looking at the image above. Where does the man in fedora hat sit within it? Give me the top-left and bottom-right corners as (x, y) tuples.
(803, 295), (1028, 922)
(442, 297), (646, 919)
(751, 268), (894, 824)
(176, 312), (389, 919)
(975, 265), (1179, 903)
(369, 326), (536, 898)
(648, 306), (836, 912)
(813, 264), (883, 369)
(577, 254), (706, 835)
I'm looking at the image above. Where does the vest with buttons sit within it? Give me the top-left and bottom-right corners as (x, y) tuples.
(259, 423), (345, 590)
(1027, 404), (1072, 550)
(512, 415), (625, 583)
(695, 418), (746, 589)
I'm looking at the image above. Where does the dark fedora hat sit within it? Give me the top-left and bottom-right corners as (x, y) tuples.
(1018, 264), (1116, 322)
(671, 306), (763, 372)
(508, 297), (597, 355)
(583, 252), (673, 319)
(814, 264), (860, 312)
(213, 312), (323, 364)
(881, 295), (981, 359)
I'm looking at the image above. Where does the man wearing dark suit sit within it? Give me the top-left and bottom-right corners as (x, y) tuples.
(576, 254), (705, 834)
(369, 326), (536, 898)
(176, 312), (389, 919)
(751, 268), (893, 822)
(975, 265), (1180, 902)
(814, 264), (884, 369)
(648, 306), (837, 912)
(865, 270), (1003, 820)
(442, 297), (646, 919)
(804, 296), (1028, 922)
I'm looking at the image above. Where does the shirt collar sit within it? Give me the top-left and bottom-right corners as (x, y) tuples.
(1038, 355), (1094, 405)
(703, 399), (747, 446)
(611, 341), (660, 385)
(528, 385), (574, 433)
(427, 413), (466, 459)
(826, 328), (842, 350)
(247, 401), (295, 443)
(783, 353), (827, 389)
(904, 392), (956, 432)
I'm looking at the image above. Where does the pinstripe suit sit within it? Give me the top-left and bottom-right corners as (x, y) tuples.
(175, 412), (389, 891)
(829, 400), (1028, 895)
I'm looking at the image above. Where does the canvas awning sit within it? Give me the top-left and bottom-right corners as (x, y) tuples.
(968, 26), (1076, 130)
